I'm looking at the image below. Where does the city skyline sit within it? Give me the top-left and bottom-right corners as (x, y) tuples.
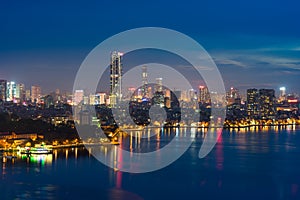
(1, 2), (300, 200)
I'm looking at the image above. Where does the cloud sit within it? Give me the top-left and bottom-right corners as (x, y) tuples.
(211, 48), (300, 73)
(214, 58), (247, 68)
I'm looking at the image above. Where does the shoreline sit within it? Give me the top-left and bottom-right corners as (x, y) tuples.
(1, 124), (299, 152)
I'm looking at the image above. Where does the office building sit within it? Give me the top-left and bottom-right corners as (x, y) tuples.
(6, 81), (17, 101)
(0, 80), (7, 101)
(16, 83), (25, 102)
(259, 89), (276, 119)
(74, 90), (84, 105)
(279, 87), (286, 102)
(227, 87), (240, 105)
(199, 85), (210, 104)
(31, 85), (41, 103)
(155, 78), (163, 93)
(141, 66), (148, 97)
(247, 88), (259, 118)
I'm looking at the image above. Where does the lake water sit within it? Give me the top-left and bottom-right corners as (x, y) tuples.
(1, 125), (300, 200)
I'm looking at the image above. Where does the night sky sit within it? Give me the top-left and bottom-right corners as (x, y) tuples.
(1, 0), (300, 95)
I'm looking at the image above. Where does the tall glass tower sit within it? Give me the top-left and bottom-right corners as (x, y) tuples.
(247, 88), (259, 119)
(110, 51), (123, 106)
(141, 65), (148, 97)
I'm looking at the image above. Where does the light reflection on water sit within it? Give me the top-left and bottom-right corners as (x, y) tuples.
(1, 126), (300, 200)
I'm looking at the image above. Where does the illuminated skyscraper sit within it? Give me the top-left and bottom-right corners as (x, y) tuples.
(155, 78), (163, 93)
(98, 93), (106, 105)
(259, 89), (276, 119)
(247, 88), (259, 118)
(227, 87), (240, 105)
(110, 51), (123, 106)
(74, 89), (84, 105)
(31, 85), (41, 103)
(25, 90), (31, 101)
(153, 78), (164, 106)
(141, 66), (148, 97)
(0, 80), (7, 101)
(6, 81), (17, 101)
(279, 87), (286, 102)
(16, 83), (25, 102)
(199, 85), (210, 104)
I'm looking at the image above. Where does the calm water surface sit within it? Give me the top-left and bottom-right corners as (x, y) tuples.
(1, 126), (300, 200)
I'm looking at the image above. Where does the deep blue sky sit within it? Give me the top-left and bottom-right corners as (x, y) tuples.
(1, 0), (300, 95)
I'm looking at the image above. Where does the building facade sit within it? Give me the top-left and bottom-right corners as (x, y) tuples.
(0, 80), (7, 101)
(247, 88), (259, 119)
(110, 51), (123, 106)
(259, 89), (276, 119)
(31, 85), (41, 103)
(6, 81), (17, 101)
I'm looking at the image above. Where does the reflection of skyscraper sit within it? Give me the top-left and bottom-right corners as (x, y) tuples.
(141, 66), (148, 97)
(0, 80), (7, 101)
(31, 85), (41, 103)
(247, 88), (259, 118)
(7, 81), (17, 101)
(110, 51), (123, 105)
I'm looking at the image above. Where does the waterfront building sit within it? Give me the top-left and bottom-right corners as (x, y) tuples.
(279, 87), (286, 102)
(199, 85), (210, 104)
(259, 89), (276, 119)
(227, 87), (240, 105)
(247, 88), (259, 118)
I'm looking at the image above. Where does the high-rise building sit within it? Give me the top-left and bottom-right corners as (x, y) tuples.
(247, 88), (259, 118)
(89, 94), (96, 105)
(0, 80), (7, 101)
(279, 87), (286, 102)
(227, 87), (240, 105)
(141, 66), (148, 97)
(199, 85), (210, 104)
(188, 89), (197, 102)
(155, 78), (163, 93)
(74, 90), (84, 105)
(31, 85), (41, 103)
(110, 51), (123, 105)
(6, 81), (17, 101)
(259, 89), (276, 119)
(25, 90), (31, 102)
(97, 93), (106, 105)
(16, 83), (25, 102)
